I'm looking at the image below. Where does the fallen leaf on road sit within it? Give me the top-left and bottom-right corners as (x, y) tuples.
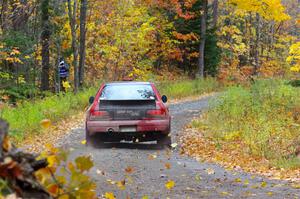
(125, 166), (134, 174)
(195, 174), (201, 182)
(267, 192), (273, 196)
(165, 163), (171, 169)
(148, 154), (157, 160)
(105, 192), (116, 199)
(221, 191), (230, 196)
(291, 183), (300, 189)
(261, 181), (267, 188)
(125, 175), (133, 184)
(206, 168), (215, 175)
(186, 187), (195, 191)
(165, 180), (175, 190)
(106, 179), (116, 185)
(234, 178), (242, 183)
(117, 180), (126, 190)
(96, 169), (104, 175)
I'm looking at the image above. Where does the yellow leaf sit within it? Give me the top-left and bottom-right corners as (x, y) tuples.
(291, 183), (300, 189)
(234, 178), (242, 183)
(47, 155), (56, 167)
(221, 191), (230, 196)
(62, 81), (71, 91)
(117, 180), (126, 190)
(3, 136), (12, 152)
(267, 192), (273, 196)
(165, 180), (175, 190)
(58, 195), (69, 199)
(261, 181), (267, 188)
(105, 192), (116, 199)
(148, 154), (157, 160)
(40, 119), (52, 128)
(81, 140), (87, 145)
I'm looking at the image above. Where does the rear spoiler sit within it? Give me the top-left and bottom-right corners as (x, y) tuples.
(99, 99), (156, 109)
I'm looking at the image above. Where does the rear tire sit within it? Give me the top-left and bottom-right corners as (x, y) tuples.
(85, 130), (92, 147)
(157, 134), (171, 148)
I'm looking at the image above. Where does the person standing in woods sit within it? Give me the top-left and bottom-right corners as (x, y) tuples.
(58, 58), (70, 92)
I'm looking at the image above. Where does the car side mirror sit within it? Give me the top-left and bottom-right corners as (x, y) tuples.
(89, 96), (95, 104)
(161, 95), (168, 103)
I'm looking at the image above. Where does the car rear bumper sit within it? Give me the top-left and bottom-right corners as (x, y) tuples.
(86, 119), (170, 136)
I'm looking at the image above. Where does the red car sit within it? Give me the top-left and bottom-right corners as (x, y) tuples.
(85, 82), (171, 147)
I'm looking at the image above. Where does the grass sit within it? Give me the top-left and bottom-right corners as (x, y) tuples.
(158, 77), (221, 99)
(0, 78), (220, 142)
(196, 79), (300, 169)
(1, 87), (97, 141)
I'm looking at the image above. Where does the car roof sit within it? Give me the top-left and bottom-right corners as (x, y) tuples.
(105, 81), (152, 86)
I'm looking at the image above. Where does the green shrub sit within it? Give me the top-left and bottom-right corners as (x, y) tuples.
(202, 79), (300, 168)
(288, 80), (300, 87)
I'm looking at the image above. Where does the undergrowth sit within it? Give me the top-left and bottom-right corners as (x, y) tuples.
(196, 79), (300, 169)
(158, 77), (221, 99)
(0, 87), (97, 141)
(0, 78), (220, 143)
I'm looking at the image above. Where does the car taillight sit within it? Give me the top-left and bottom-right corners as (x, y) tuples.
(146, 109), (166, 119)
(89, 110), (111, 121)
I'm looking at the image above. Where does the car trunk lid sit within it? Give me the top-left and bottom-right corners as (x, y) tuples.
(99, 99), (156, 120)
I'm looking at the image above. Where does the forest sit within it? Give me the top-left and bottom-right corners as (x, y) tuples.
(0, 0), (298, 101)
(0, 0), (300, 198)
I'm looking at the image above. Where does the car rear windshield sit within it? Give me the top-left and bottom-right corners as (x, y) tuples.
(100, 84), (156, 100)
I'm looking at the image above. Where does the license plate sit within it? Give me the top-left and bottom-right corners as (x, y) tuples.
(120, 126), (137, 132)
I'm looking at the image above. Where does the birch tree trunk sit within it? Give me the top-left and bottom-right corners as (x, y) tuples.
(254, 13), (260, 75)
(198, 0), (208, 78)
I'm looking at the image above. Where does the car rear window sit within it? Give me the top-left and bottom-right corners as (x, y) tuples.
(100, 84), (156, 100)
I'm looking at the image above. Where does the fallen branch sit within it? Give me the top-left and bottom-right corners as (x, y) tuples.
(0, 118), (51, 198)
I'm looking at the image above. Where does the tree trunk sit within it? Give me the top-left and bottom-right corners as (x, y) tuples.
(79, 0), (88, 88)
(198, 0), (208, 78)
(212, 0), (218, 28)
(254, 13), (260, 75)
(67, 0), (79, 93)
(40, 0), (51, 91)
(0, 0), (8, 31)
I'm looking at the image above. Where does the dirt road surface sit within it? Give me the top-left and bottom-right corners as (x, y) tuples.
(58, 96), (300, 199)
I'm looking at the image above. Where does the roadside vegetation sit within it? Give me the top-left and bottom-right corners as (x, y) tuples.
(0, 87), (97, 141)
(158, 78), (221, 99)
(0, 78), (221, 142)
(186, 79), (300, 170)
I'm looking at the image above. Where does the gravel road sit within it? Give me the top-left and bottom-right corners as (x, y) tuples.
(59, 96), (300, 199)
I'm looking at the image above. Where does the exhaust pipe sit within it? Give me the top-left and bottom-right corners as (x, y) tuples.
(108, 128), (114, 133)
